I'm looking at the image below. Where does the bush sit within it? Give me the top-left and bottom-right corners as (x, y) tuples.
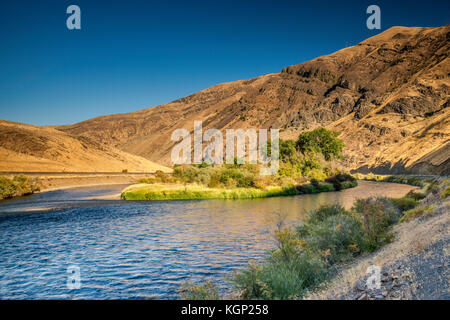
(300, 213), (367, 264)
(302, 203), (347, 225)
(441, 186), (450, 199)
(352, 173), (364, 180)
(400, 206), (436, 222)
(305, 168), (327, 181)
(296, 128), (344, 161)
(232, 262), (272, 299)
(155, 170), (171, 183)
(296, 184), (318, 194)
(258, 250), (328, 299)
(325, 176), (342, 191)
(0, 176), (17, 198)
(318, 182), (335, 192)
(323, 174), (355, 191)
(139, 177), (157, 184)
(390, 197), (418, 212)
(406, 190), (426, 200)
(232, 229), (328, 299)
(426, 180), (441, 195)
(352, 197), (399, 250)
(341, 180), (358, 189)
(365, 173), (383, 181)
(382, 175), (424, 187)
(0, 175), (40, 199)
(336, 173), (356, 182)
(310, 179), (320, 189)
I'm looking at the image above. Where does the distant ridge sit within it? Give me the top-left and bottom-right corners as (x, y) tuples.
(2, 26), (449, 174)
(0, 120), (171, 172)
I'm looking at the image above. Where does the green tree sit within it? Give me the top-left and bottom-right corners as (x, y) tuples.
(279, 139), (298, 164)
(296, 128), (343, 161)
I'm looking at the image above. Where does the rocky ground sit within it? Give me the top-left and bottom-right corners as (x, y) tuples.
(308, 182), (449, 300)
(350, 238), (449, 300)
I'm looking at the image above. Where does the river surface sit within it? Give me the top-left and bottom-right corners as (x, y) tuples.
(0, 181), (416, 299)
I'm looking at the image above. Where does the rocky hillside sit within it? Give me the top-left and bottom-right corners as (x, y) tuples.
(3, 26), (448, 175)
(0, 120), (170, 172)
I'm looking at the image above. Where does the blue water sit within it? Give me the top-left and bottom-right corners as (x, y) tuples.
(0, 181), (415, 299)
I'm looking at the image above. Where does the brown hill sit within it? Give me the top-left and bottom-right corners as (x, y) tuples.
(0, 120), (171, 172)
(3, 26), (448, 175)
(55, 26), (450, 175)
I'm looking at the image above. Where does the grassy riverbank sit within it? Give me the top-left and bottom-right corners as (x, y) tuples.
(120, 178), (357, 201)
(122, 127), (355, 201)
(0, 175), (40, 199)
(179, 176), (449, 300)
(353, 173), (434, 188)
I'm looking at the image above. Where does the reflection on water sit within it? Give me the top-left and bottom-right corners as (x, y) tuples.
(0, 181), (416, 299)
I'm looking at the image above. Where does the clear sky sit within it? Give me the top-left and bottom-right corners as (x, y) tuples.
(0, 0), (448, 125)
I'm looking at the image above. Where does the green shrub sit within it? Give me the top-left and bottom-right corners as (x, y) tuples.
(305, 168), (327, 181)
(366, 173), (383, 181)
(400, 206), (436, 222)
(325, 176), (342, 191)
(341, 180), (358, 189)
(352, 197), (399, 250)
(390, 197), (418, 212)
(302, 203), (347, 225)
(258, 250), (328, 299)
(310, 179), (320, 189)
(406, 177), (423, 187)
(352, 173), (364, 180)
(318, 182), (335, 192)
(382, 175), (424, 187)
(230, 196), (407, 300)
(0, 175), (40, 199)
(232, 228), (328, 299)
(441, 186), (450, 199)
(296, 184), (318, 194)
(406, 190), (426, 200)
(232, 262), (272, 299)
(298, 204), (368, 264)
(426, 180), (441, 195)
(179, 281), (220, 300)
(155, 170), (171, 183)
(0, 176), (17, 198)
(296, 128), (344, 161)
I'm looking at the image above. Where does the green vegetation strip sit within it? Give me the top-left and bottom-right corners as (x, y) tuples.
(0, 175), (40, 200)
(121, 180), (357, 201)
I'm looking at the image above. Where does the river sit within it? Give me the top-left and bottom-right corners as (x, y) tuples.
(0, 181), (416, 299)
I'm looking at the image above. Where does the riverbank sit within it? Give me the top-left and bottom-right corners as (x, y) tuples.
(307, 177), (449, 300)
(180, 177), (449, 300)
(120, 179), (358, 201)
(0, 175), (40, 199)
(0, 172), (159, 196)
(0, 180), (423, 298)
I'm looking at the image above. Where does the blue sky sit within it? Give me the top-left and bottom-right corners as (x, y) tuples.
(0, 0), (448, 125)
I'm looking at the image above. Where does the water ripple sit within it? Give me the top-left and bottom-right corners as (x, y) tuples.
(0, 181), (416, 299)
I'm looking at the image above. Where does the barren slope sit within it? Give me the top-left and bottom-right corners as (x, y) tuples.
(55, 26), (449, 175)
(0, 120), (171, 172)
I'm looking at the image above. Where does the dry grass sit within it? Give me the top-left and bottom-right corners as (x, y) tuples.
(306, 198), (449, 299)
